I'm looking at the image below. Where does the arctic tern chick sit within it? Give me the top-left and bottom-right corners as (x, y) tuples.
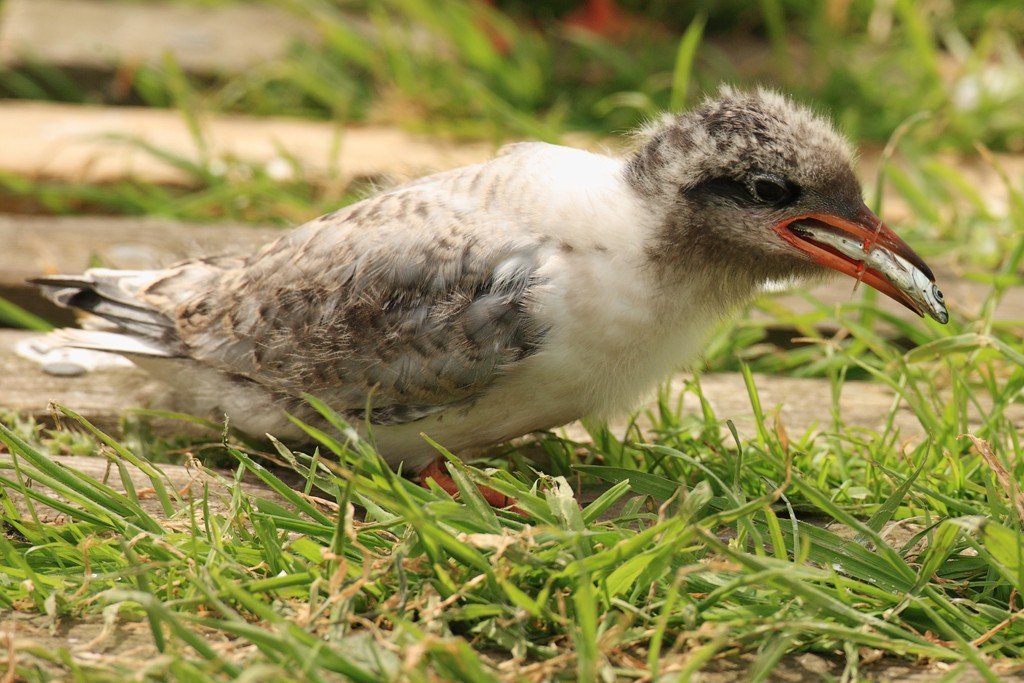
(33, 87), (946, 481)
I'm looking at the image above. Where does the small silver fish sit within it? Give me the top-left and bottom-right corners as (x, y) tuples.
(791, 222), (949, 323)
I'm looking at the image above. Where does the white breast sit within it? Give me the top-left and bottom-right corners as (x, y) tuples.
(367, 147), (725, 470)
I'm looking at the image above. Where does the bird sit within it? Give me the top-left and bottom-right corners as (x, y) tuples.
(32, 87), (946, 504)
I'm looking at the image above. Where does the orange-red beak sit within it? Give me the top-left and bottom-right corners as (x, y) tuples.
(773, 204), (938, 318)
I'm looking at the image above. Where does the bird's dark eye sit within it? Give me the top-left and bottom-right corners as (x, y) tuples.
(751, 177), (794, 204)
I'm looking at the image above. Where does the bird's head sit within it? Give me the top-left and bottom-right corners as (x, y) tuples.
(626, 86), (947, 323)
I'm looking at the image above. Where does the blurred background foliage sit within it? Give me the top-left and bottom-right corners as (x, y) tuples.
(2, 0), (1022, 151)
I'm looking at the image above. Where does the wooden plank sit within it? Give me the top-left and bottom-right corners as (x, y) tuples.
(0, 213), (283, 323)
(1, 329), (181, 436)
(0, 452), (295, 523)
(0, 101), (495, 185)
(0, 99), (1018, 221)
(0, 0), (319, 73)
(2, 214), (1020, 328)
(0, 214), (281, 283)
(0, 98), (1018, 271)
(7, 329), (1020, 447)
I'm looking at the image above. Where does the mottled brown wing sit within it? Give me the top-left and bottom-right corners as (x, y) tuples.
(161, 182), (551, 425)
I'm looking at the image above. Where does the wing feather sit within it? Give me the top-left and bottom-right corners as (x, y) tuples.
(34, 150), (554, 426)
(170, 167), (552, 423)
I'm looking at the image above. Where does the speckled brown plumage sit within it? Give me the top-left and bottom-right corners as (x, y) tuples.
(33, 87), (929, 472)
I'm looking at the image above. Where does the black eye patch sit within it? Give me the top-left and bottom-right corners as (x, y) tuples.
(682, 176), (753, 206)
(682, 174), (800, 208)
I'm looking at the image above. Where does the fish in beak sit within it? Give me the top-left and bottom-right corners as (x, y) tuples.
(773, 205), (948, 324)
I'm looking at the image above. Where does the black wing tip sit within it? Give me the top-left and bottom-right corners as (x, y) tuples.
(27, 275), (90, 288)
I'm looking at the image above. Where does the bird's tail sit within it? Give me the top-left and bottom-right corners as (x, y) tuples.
(30, 269), (180, 357)
(47, 327), (173, 357)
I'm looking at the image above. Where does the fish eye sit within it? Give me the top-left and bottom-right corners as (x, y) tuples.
(932, 285), (944, 303)
(750, 176), (795, 205)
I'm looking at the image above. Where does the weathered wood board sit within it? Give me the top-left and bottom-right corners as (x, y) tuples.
(0, 101), (495, 186)
(1, 329), (180, 436)
(2, 214), (1021, 329)
(0, 451), (295, 524)
(5, 329), (1020, 448)
(1, 99), (1021, 193)
(0, 214), (282, 322)
(0, 0), (319, 73)
(1, 214), (281, 282)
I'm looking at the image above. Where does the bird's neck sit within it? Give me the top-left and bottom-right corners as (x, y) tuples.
(634, 212), (782, 322)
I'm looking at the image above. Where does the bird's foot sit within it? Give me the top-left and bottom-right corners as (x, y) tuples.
(418, 457), (522, 512)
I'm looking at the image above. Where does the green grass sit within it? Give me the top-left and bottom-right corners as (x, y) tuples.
(1, 0), (1024, 679)
(2, 194), (1023, 678)
(2, 333), (1024, 681)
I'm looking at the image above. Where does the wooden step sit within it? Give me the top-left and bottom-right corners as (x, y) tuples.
(0, 101), (495, 186)
(6, 328), (1018, 448)
(0, 99), (1019, 236)
(0, 214), (282, 323)
(0, 0), (319, 74)
(0, 450), (295, 524)
(2, 329), (179, 436)
(6, 98), (1020, 202)
(2, 214), (1020, 329)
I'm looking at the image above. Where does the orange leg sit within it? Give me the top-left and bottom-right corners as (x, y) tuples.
(418, 457), (521, 511)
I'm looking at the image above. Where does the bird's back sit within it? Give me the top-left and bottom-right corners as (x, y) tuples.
(33, 143), (654, 448)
